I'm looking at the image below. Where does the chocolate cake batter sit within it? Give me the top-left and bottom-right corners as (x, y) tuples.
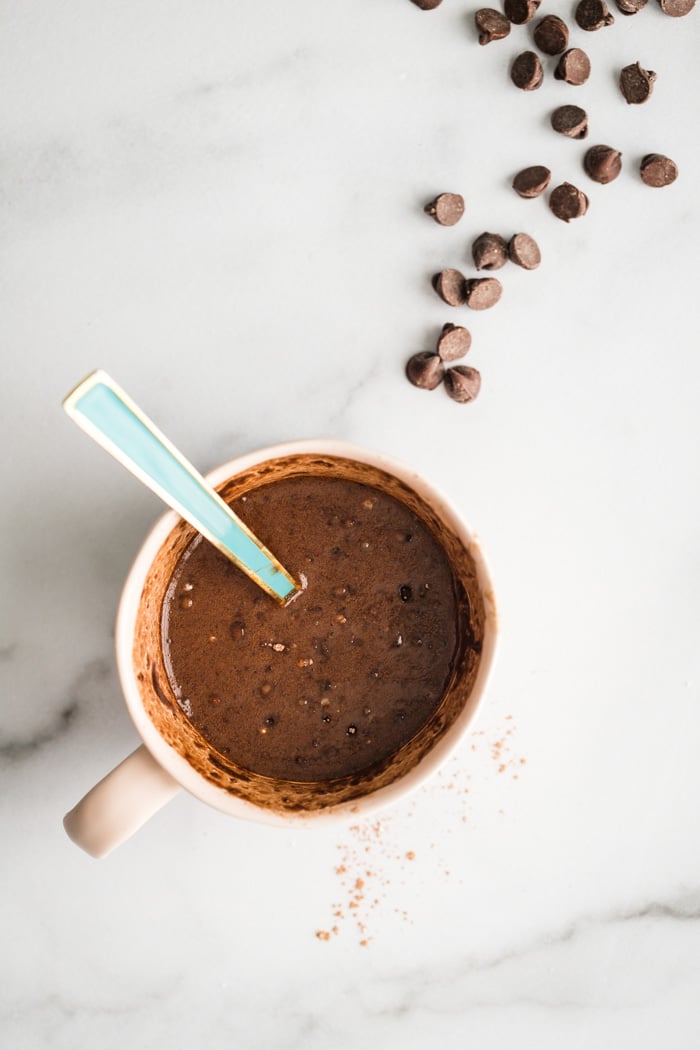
(162, 475), (462, 783)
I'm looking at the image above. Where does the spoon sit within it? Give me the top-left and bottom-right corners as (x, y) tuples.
(63, 370), (299, 603)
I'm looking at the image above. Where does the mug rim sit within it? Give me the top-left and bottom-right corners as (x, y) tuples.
(115, 439), (498, 827)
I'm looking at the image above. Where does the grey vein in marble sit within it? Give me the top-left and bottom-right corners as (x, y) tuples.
(0, 701), (79, 763)
(1, 47), (321, 240)
(0, 642), (18, 662)
(174, 46), (314, 104)
(325, 360), (384, 427)
(360, 892), (700, 1015)
(0, 657), (112, 764)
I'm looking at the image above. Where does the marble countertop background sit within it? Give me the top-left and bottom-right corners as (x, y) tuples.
(2, 1), (700, 1046)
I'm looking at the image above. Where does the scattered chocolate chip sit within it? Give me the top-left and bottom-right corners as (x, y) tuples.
(575, 0), (615, 28)
(512, 165), (551, 198)
(409, 0), (443, 8)
(511, 50), (544, 90)
(508, 233), (541, 269)
(464, 277), (503, 310)
(533, 15), (569, 55)
(432, 268), (467, 306)
(406, 352), (445, 390)
(549, 182), (589, 222)
(504, 0), (541, 24)
(424, 192), (465, 226)
(399, 585), (413, 601)
(551, 104), (589, 139)
(658, 0), (695, 14)
(619, 61), (656, 104)
(584, 144), (622, 184)
(437, 323), (472, 361)
(640, 153), (679, 186)
(472, 232), (508, 271)
(554, 48), (592, 85)
(475, 8), (511, 43)
(615, 0), (647, 12)
(444, 366), (482, 403)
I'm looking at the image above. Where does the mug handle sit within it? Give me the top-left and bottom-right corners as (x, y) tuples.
(64, 745), (181, 858)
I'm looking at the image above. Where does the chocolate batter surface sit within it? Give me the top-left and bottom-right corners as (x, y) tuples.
(162, 475), (461, 782)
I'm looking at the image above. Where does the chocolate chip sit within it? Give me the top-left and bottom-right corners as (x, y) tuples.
(504, 0), (541, 24)
(658, 0), (695, 14)
(554, 48), (591, 85)
(475, 8), (511, 43)
(583, 144), (622, 184)
(424, 192), (465, 226)
(406, 352), (445, 390)
(444, 366), (482, 404)
(575, 0), (615, 28)
(511, 51), (544, 90)
(551, 104), (588, 139)
(432, 268), (467, 306)
(619, 62), (656, 104)
(615, 0), (647, 12)
(409, 0), (443, 8)
(399, 585), (413, 601)
(437, 323), (472, 361)
(464, 277), (502, 310)
(533, 15), (569, 55)
(508, 233), (541, 270)
(640, 153), (679, 186)
(549, 183), (589, 222)
(512, 165), (551, 198)
(472, 232), (508, 271)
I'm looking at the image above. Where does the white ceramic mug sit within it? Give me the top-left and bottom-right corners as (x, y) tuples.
(64, 440), (498, 858)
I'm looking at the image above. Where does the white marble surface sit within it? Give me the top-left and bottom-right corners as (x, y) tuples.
(3, 0), (700, 1045)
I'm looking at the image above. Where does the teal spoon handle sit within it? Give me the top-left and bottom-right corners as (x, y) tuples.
(63, 371), (298, 603)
